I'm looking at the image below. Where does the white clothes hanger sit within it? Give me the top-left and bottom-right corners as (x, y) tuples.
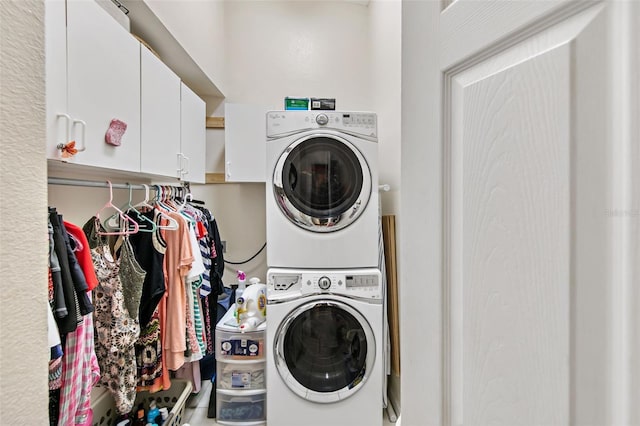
(149, 184), (179, 230)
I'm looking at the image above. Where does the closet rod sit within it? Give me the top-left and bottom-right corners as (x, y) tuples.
(47, 177), (149, 190)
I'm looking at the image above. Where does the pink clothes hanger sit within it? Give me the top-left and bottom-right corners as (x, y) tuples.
(95, 180), (139, 236)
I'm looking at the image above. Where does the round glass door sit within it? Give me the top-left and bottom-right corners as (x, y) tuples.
(274, 301), (375, 403)
(272, 134), (372, 232)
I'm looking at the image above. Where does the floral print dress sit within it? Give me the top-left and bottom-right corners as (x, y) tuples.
(91, 240), (141, 415)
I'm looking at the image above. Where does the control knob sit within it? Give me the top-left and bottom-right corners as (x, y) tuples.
(316, 114), (329, 125)
(318, 276), (331, 290)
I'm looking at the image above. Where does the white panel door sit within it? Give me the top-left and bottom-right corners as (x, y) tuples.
(180, 83), (206, 183)
(400, 1), (640, 425)
(66, 0), (141, 172)
(140, 45), (181, 178)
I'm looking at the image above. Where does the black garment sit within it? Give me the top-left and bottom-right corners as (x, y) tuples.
(128, 209), (166, 328)
(49, 208), (80, 334)
(49, 388), (60, 426)
(210, 217), (225, 296)
(49, 220), (67, 319)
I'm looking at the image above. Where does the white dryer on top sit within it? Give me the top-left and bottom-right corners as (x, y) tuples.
(266, 111), (379, 269)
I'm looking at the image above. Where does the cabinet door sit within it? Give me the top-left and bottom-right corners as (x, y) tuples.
(66, 0), (141, 172)
(140, 45), (181, 178)
(45, 0), (69, 160)
(224, 103), (267, 182)
(180, 83), (206, 183)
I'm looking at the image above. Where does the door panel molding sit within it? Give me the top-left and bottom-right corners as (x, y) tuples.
(440, 0), (598, 71)
(442, 4), (609, 425)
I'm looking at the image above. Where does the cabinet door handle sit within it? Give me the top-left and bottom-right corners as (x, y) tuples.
(181, 155), (190, 177)
(177, 153), (183, 177)
(226, 161), (231, 179)
(56, 113), (72, 151)
(72, 119), (87, 152)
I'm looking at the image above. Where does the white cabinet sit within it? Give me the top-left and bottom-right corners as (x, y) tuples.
(140, 45), (181, 178)
(46, 0), (208, 182)
(46, 0), (141, 172)
(180, 83), (206, 183)
(224, 103), (267, 182)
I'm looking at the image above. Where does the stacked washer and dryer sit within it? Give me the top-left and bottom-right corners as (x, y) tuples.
(265, 111), (383, 426)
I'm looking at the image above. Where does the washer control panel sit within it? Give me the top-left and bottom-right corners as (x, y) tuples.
(267, 268), (382, 302)
(266, 111), (377, 139)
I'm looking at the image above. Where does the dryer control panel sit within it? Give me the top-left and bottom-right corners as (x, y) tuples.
(266, 111), (377, 140)
(267, 268), (382, 303)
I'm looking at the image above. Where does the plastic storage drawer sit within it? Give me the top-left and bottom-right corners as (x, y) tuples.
(217, 359), (266, 390)
(215, 328), (265, 360)
(217, 390), (266, 423)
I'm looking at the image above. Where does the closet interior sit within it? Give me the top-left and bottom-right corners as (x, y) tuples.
(47, 177), (226, 425)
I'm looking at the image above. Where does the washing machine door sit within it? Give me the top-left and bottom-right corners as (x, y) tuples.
(272, 133), (372, 232)
(274, 300), (376, 403)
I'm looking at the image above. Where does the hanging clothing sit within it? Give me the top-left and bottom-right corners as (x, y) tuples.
(184, 223), (206, 362)
(58, 310), (100, 426)
(162, 212), (194, 372)
(188, 277), (207, 357)
(49, 221), (68, 321)
(88, 223), (140, 415)
(64, 221), (99, 292)
(135, 308), (163, 388)
(194, 206), (225, 298)
(174, 360), (202, 393)
(208, 216), (226, 297)
(184, 278), (203, 363)
(47, 300), (63, 392)
(128, 209), (166, 329)
(49, 210), (81, 334)
(128, 210), (167, 389)
(59, 217), (94, 316)
(118, 236), (146, 322)
(140, 214), (173, 393)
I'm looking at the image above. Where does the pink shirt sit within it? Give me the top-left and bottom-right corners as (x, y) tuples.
(162, 212), (193, 371)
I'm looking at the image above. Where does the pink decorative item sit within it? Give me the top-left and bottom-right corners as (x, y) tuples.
(105, 119), (127, 146)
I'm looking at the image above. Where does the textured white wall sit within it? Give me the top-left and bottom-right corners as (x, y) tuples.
(144, 0), (227, 95)
(369, 0), (401, 216)
(369, 0), (402, 412)
(222, 0), (371, 109)
(0, 0), (49, 423)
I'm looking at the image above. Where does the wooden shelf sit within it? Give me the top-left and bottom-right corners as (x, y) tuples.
(205, 172), (227, 184)
(206, 116), (225, 129)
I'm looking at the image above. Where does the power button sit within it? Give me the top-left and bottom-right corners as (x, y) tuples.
(316, 114), (329, 125)
(318, 276), (331, 290)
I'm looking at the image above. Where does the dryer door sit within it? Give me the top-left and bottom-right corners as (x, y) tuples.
(272, 134), (372, 232)
(274, 300), (376, 403)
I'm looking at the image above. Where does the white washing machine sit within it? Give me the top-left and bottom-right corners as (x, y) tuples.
(266, 268), (383, 426)
(266, 111), (379, 269)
